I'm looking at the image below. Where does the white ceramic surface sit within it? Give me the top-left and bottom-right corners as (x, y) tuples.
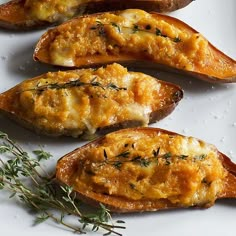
(0, 0), (235, 235)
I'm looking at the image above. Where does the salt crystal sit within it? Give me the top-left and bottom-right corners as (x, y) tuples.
(19, 65), (25, 71)
(1, 56), (7, 61)
(182, 128), (189, 134)
(220, 137), (225, 143)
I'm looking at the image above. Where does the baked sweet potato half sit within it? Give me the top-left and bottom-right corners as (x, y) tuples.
(0, 0), (194, 29)
(34, 9), (236, 83)
(56, 127), (236, 213)
(0, 63), (182, 138)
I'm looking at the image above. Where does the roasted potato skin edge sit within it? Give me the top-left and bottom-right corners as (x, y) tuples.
(0, 0), (194, 30)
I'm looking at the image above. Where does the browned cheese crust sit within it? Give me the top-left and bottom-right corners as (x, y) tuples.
(34, 9), (236, 83)
(56, 127), (236, 212)
(0, 63), (182, 138)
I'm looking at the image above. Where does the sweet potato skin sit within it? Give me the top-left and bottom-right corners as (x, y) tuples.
(0, 66), (183, 138)
(81, 0), (194, 14)
(56, 127), (236, 212)
(0, 0), (49, 29)
(33, 10), (236, 83)
(0, 0), (194, 29)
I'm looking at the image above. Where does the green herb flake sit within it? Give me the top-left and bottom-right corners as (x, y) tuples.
(195, 154), (207, 160)
(145, 24), (151, 30)
(113, 161), (122, 170)
(173, 37), (181, 42)
(111, 22), (121, 33)
(103, 149), (108, 160)
(163, 152), (172, 165)
(179, 154), (188, 160)
(129, 183), (136, 189)
(90, 26), (97, 30)
(133, 24), (139, 33)
(116, 150), (130, 158)
(132, 156), (151, 167)
(33, 148), (52, 161)
(153, 147), (160, 157)
(155, 28), (162, 36)
(163, 152), (172, 159)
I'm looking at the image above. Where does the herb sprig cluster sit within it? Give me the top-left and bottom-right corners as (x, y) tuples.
(0, 131), (125, 235)
(25, 77), (127, 94)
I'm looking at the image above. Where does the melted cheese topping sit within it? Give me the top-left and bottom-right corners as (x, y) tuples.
(70, 130), (227, 206)
(24, 0), (88, 22)
(5, 64), (178, 137)
(47, 9), (235, 78)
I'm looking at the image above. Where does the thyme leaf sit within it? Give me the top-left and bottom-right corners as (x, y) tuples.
(116, 150), (130, 158)
(132, 24), (139, 33)
(111, 22), (121, 33)
(194, 154), (207, 160)
(33, 147), (52, 161)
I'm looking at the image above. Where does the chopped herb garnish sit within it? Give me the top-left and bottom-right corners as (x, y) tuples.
(104, 149), (108, 160)
(179, 155), (188, 160)
(132, 24), (139, 33)
(90, 20), (105, 36)
(174, 37), (181, 42)
(132, 156), (151, 167)
(111, 22), (121, 33)
(90, 26), (97, 30)
(129, 183), (136, 189)
(195, 154), (207, 160)
(90, 22), (183, 42)
(155, 28), (162, 36)
(201, 178), (211, 186)
(163, 152), (172, 165)
(107, 83), (127, 91)
(96, 20), (103, 25)
(116, 151), (130, 158)
(153, 147), (160, 157)
(113, 161), (122, 170)
(163, 152), (172, 159)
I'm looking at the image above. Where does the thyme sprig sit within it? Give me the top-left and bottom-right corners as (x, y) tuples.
(101, 147), (207, 170)
(90, 21), (182, 43)
(0, 131), (125, 235)
(25, 77), (127, 93)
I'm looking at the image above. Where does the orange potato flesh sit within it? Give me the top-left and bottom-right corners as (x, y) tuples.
(0, 64), (183, 138)
(34, 10), (236, 83)
(56, 127), (236, 212)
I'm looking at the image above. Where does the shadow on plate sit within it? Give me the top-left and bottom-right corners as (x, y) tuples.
(7, 41), (57, 80)
(0, 115), (85, 148)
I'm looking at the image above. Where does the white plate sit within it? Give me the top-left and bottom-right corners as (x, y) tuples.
(0, 0), (235, 235)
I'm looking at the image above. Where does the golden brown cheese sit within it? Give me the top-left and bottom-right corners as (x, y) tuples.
(0, 63), (180, 137)
(24, 0), (83, 22)
(69, 130), (227, 206)
(44, 9), (235, 79)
